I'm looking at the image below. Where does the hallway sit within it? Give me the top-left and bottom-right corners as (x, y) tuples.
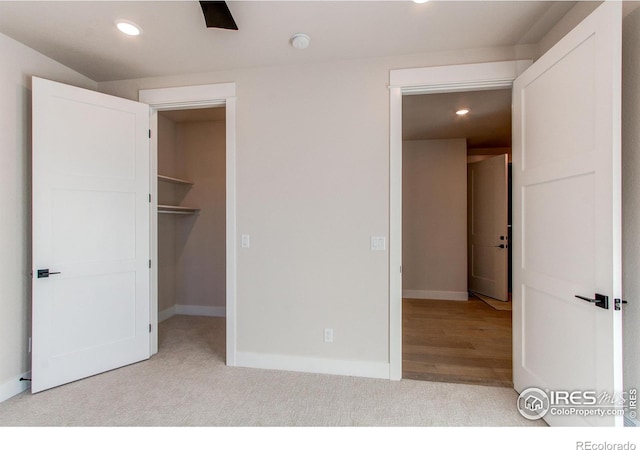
(403, 297), (512, 387)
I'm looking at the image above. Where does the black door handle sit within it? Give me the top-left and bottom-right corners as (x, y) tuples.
(37, 269), (61, 278)
(575, 293), (609, 309)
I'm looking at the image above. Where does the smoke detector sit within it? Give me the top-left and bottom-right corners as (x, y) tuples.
(290, 33), (311, 50)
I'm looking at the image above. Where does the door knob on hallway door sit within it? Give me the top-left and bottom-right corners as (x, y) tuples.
(575, 293), (609, 309)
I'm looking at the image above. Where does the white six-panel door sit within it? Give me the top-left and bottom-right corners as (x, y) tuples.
(32, 77), (150, 393)
(512, 3), (623, 426)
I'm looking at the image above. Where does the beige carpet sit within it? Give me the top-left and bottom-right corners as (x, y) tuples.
(0, 315), (541, 427)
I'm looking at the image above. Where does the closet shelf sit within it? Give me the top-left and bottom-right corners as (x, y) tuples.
(158, 174), (194, 186)
(158, 205), (200, 215)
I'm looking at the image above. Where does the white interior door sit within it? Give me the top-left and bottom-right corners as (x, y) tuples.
(468, 154), (508, 301)
(512, 3), (622, 426)
(32, 77), (150, 393)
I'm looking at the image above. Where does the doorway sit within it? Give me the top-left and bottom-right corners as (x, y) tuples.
(388, 60), (530, 381)
(155, 107), (227, 360)
(400, 88), (513, 387)
(139, 82), (237, 365)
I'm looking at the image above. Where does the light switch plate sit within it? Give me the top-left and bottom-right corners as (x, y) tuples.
(371, 236), (386, 251)
(241, 234), (250, 248)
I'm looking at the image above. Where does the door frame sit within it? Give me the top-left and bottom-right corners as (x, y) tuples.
(139, 83), (237, 365)
(388, 61), (530, 380)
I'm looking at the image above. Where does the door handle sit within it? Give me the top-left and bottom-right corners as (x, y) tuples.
(37, 269), (61, 278)
(493, 244), (508, 249)
(575, 293), (609, 309)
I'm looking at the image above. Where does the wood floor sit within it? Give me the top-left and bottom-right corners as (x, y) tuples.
(402, 297), (513, 388)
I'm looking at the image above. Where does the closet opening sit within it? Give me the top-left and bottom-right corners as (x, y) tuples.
(155, 106), (227, 361)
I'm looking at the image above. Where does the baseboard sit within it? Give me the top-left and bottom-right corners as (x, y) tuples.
(235, 351), (390, 380)
(0, 371), (30, 403)
(403, 289), (468, 301)
(159, 304), (226, 322)
(175, 304), (226, 317)
(158, 305), (176, 323)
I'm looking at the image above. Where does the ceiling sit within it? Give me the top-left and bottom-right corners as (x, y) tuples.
(403, 89), (512, 148)
(0, 1), (577, 82)
(160, 106), (226, 123)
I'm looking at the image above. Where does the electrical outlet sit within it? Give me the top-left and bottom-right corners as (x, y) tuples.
(324, 328), (333, 343)
(241, 234), (250, 248)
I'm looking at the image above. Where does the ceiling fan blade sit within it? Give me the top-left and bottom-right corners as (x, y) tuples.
(199, 1), (238, 30)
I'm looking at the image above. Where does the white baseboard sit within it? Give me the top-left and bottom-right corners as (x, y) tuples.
(159, 304), (226, 322)
(0, 371), (30, 403)
(235, 351), (390, 380)
(158, 306), (176, 323)
(175, 304), (226, 317)
(403, 289), (468, 301)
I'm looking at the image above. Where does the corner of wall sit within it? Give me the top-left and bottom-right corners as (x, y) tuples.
(537, 1), (602, 58)
(0, 373), (30, 403)
(622, 4), (640, 402)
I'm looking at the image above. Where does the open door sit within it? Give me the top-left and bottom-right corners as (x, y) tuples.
(512, 3), (623, 426)
(32, 77), (150, 393)
(468, 154), (509, 301)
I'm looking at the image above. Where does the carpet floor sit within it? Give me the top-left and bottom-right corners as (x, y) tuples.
(0, 315), (543, 426)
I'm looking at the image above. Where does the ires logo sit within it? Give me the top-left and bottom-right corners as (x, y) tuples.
(517, 388), (635, 420)
(548, 391), (599, 405)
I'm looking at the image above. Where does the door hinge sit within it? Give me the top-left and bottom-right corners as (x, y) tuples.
(148, 129), (151, 139)
(149, 324), (152, 333)
(148, 259), (151, 269)
(149, 194), (151, 203)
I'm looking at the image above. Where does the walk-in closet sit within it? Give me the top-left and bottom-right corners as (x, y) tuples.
(156, 107), (226, 331)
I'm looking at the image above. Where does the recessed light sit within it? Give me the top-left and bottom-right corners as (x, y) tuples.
(115, 20), (142, 36)
(413, 0), (429, 4)
(456, 109), (470, 116)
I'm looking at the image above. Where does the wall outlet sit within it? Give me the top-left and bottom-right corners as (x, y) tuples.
(241, 234), (250, 248)
(323, 328), (333, 343)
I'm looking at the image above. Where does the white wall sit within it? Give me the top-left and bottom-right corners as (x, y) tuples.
(97, 47), (531, 375)
(622, 5), (640, 404)
(175, 120), (226, 311)
(0, 32), (96, 401)
(402, 139), (468, 301)
(0, 0), (635, 395)
(157, 114), (178, 315)
(157, 116), (227, 320)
